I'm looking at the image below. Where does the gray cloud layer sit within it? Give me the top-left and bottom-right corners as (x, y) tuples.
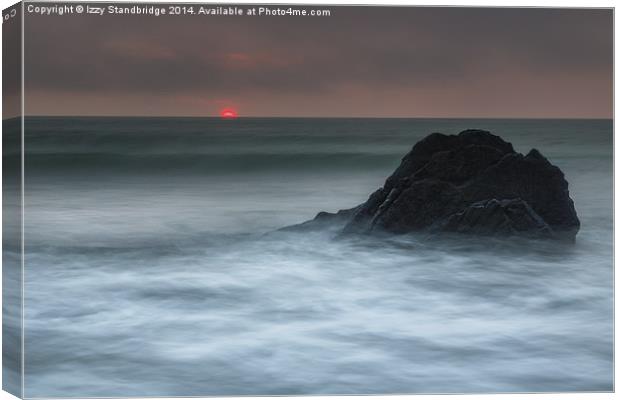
(23, 5), (612, 117)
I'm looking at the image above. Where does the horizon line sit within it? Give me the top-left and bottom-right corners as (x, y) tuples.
(4, 115), (613, 121)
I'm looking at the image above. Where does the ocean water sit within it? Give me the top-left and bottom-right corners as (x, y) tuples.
(15, 117), (613, 396)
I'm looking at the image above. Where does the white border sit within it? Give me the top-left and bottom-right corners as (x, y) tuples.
(20, 1), (24, 398)
(0, 1), (616, 400)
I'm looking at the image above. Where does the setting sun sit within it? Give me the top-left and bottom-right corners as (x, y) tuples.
(220, 108), (238, 119)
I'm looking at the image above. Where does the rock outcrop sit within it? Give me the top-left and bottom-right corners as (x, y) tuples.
(285, 129), (580, 241)
(435, 198), (554, 237)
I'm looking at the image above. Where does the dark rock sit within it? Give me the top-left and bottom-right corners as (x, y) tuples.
(278, 206), (359, 233)
(384, 129), (514, 190)
(284, 129), (580, 241)
(435, 198), (554, 238)
(371, 180), (464, 233)
(418, 144), (506, 184)
(460, 149), (580, 239)
(341, 188), (388, 234)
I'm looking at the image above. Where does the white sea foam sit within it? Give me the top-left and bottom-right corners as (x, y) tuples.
(19, 118), (613, 396)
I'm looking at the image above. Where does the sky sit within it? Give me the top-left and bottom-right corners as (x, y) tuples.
(18, 5), (613, 118)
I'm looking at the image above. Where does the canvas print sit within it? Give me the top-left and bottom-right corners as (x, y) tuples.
(2, 2), (614, 398)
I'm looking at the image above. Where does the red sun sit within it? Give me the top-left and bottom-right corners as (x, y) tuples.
(220, 108), (238, 119)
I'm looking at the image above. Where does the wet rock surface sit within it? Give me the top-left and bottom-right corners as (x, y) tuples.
(285, 129), (580, 241)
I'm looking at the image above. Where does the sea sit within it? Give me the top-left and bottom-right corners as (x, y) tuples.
(4, 117), (614, 396)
